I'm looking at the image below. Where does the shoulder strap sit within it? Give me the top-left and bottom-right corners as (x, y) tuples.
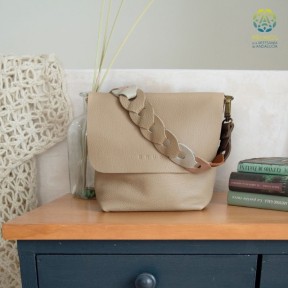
(111, 86), (233, 174)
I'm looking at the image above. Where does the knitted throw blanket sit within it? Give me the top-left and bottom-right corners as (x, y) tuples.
(0, 55), (72, 287)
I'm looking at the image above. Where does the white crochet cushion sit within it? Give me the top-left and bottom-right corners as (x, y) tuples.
(0, 159), (37, 288)
(0, 54), (72, 288)
(0, 54), (72, 179)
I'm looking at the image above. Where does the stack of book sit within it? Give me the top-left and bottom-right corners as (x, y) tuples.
(227, 157), (288, 211)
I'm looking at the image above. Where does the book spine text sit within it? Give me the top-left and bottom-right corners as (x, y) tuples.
(238, 163), (288, 175)
(227, 191), (288, 211)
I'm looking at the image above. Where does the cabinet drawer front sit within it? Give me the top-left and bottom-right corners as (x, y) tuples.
(261, 255), (288, 288)
(37, 254), (256, 288)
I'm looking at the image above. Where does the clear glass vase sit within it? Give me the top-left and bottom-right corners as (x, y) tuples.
(67, 92), (95, 199)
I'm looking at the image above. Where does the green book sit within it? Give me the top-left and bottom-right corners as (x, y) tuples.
(237, 157), (288, 176)
(227, 191), (288, 212)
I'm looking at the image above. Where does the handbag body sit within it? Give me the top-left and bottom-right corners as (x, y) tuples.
(87, 88), (232, 211)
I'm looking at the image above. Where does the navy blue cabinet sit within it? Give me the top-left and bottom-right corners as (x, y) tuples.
(37, 255), (256, 288)
(4, 194), (288, 288)
(18, 240), (288, 288)
(261, 255), (288, 288)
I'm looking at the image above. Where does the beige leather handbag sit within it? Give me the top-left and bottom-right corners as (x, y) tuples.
(87, 87), (233, 211)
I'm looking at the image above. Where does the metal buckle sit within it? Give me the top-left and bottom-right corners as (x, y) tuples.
(168, 143), (198, 169)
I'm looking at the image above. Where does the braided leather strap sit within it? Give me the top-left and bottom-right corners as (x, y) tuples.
(111, 87), (230, 173)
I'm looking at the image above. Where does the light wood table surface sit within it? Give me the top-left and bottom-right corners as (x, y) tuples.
(3, 192), (288, 241)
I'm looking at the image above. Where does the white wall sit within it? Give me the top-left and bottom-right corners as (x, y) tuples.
(1, 0), (287, 70)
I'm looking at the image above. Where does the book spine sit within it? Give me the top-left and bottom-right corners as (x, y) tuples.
(237, 162), (288, 176)
(229, 172), (288, 196)
(227, 191), (288, 212)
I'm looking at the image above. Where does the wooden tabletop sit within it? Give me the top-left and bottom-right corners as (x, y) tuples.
(2, 192), (288, 241)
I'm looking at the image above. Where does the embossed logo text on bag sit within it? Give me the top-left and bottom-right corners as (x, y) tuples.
(138, 154), (160, 160)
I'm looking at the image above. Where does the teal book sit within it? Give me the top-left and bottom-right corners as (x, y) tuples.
(227, 190), (288, 212)
(237, 157), (288, 176)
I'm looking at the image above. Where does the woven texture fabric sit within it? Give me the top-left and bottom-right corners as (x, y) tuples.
(0, 54), (72, 179)
(0, 54), (72, 287)
(0, 159), (37, 288)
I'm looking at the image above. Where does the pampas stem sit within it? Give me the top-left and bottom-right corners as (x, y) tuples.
(93, 0), (155, 92)
(93, 0), (126, 92)
(92, 0), (106, 91)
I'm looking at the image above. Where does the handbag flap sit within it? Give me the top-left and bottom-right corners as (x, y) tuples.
(87, 91), (224, 173)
